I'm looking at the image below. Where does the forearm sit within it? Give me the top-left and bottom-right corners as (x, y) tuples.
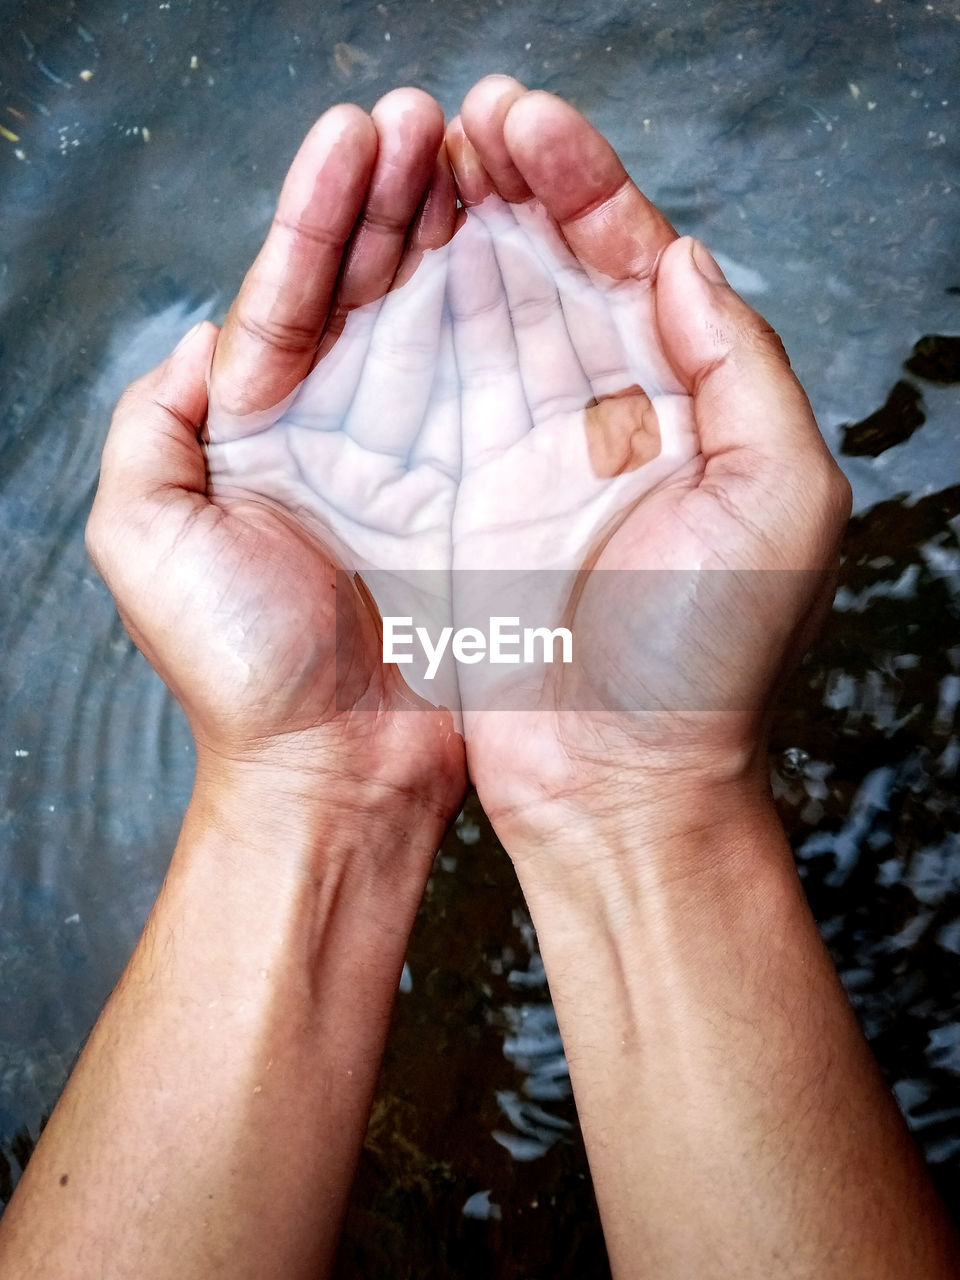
(0, 768), (448, 1279)
(511, 791), (960, 1280)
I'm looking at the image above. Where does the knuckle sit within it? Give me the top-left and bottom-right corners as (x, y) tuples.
(273, 213), (342, 252)
(741, 315), (791, 368)
(117, 364), (160, 408)
(357, 205), (414, 237)
(235, 307), (318, 355)
(829, 467), (854, 524)
(111, 384), (139, 423)
(806, 456), (853, 540)
(84, 502), (108, 569)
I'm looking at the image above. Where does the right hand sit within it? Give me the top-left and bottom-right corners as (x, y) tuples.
(444, 77), (852, 860)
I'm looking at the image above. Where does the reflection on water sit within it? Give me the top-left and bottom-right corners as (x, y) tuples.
(839, 334), (960, 457)
(1, 0), (958, 1272)
(772, 477), (960, 1210)
(495, 915), (571, 1161)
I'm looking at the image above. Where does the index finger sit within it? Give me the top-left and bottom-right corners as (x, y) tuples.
(210, 104), (378, 426)
(465, 83), (677, 283)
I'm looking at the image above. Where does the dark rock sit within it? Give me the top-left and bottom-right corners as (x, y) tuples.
(840, 380), (925, 457)
(905, 335), (960, 386)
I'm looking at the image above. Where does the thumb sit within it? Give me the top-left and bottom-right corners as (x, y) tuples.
(655, 236), (827, 468)
(87, 320), (219, 567)
(97, 320), (219, 503)
(654, 236), (851, 566)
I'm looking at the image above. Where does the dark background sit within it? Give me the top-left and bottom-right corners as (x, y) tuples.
(1, 1), (958, 1274)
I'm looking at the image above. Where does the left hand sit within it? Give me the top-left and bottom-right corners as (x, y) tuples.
(86, 89), (466, 829)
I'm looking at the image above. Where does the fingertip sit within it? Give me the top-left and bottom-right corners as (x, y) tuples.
(502, 89), (573, 161)
(444, 113), (464, 164)
(171, 318), (219, 358)
(409, 142), (458, 252)
(465, 72), (528, 101)
(460, 75), (532, 202)
(196, 318), (221, 344)
(654, 236), (748, 384)
(304, 101), (379, 158)
(656, 235), (819, 456)
(502, 88), (619, 192)
(687, 236), (729, 286)
(371, 85), (445, 147)
(658, 235), (789, 372)
(393, 144), (458, 288)
(166, 319), (218, 385)
(446, 116), (494, 205)
(279, 104), (378, 230)
(154, 319), (217, 429)
(373, 84), (443, 114)
(502, 88), (632, 225)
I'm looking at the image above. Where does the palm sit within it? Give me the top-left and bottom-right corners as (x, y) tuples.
(206, 246), (462, 710)
(129, 497), (352, 745)
(450, 197), (697, 568)
(204, 192), (704, 722)
(206, 248), (458, 579)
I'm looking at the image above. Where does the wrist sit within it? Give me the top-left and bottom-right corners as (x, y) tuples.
(470, 702), (775, 871)
(496, 770), (784, 898)
(507, 791), (808, 1033)
(192, 714), (465, 846)
(185, 748), (458, 900)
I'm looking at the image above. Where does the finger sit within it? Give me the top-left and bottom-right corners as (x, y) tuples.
(277, 145), (457, 444)
(320, 87), (445, 349)
(392, 141), (459, 290)
(655, 236), (847, 497)
(89, 322), (219, 558)
(337, 140), (454, 459)
(341, 233), (448, 456)
(512, 199), (680, 397)
(463, 84), (681, 395)
(408, 298), (461, 481)
(505, 200), (632, 397)
(280, 302), (380, 434)
(445, 115), (495, 207)
(410, 142), (459, 252)
(472, 200), (592, 422)
(210, 105), (378, 426)
(502, 91), (677, 282)
(458, 75), (532, 202)
(447, 212), (532, 470)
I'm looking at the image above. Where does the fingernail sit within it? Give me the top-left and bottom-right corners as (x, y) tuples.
(173, 321), (203, 353)
(690, 238), (728, 285)
(453, 134), (492, 205)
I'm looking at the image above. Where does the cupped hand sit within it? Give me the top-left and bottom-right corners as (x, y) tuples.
(86, 89), (466, 817)
(445, 76), (852, 854)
